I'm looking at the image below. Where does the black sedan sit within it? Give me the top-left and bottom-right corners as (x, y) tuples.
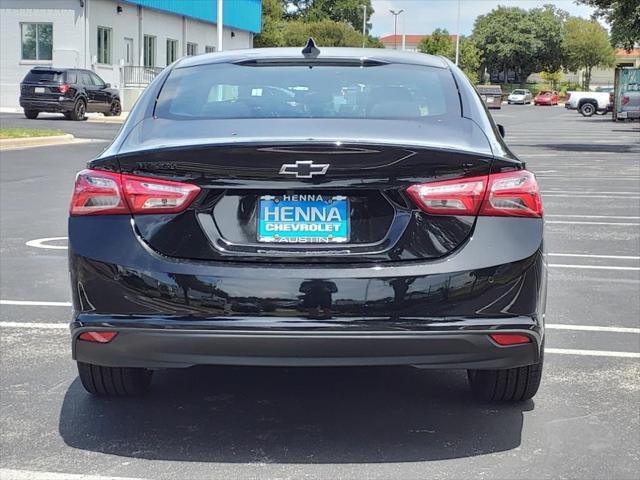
(68, 43), (546, 402)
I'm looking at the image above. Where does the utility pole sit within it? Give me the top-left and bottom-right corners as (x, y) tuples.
(390, 10), (404, 50)
(362, 5), (367, 48)
(455, 0), (461, 65)
(217, 0), (223, 52)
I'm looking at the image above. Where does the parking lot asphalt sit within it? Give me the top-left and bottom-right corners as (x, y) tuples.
(1, 105), (639, 480)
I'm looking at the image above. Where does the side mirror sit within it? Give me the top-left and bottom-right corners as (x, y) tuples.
(497, 124), (506, 138)
(104, 83), (111, 88)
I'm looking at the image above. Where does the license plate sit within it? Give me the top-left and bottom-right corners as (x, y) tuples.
(258, 194), (349, 244)
(34, 87), (45, 93)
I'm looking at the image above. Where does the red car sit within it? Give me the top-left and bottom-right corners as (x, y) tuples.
(534, 90), (560, 106)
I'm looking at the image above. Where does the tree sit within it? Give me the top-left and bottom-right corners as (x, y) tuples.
(472, 6), (567, 84)
(577, 0), (640, 51)
(279, 18), (367, 47)
(418, 29), (481, 83)
(286, 0), (374, 33)
(254, 0), (286, 47)
(563, 17), (615, 90)
(417, 28), (452, 57)
(540, 70), (563, 89)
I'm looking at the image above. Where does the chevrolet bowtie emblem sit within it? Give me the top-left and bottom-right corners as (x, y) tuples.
(279, 161), (330, 179)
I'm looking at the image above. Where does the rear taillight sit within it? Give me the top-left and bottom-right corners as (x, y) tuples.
(407, 170), (543, 218)
(621, 96), (630, 106)
(58, 84), (70, 94)
(78, 331), (118, 343)
(70, 169), (201, 216)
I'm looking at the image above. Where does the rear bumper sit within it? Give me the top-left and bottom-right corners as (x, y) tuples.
(72, 320), (542, 369)
(19, 97), (74, 112)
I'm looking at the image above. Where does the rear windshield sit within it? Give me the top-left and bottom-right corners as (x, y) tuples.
(512, 89), (526, 94)
(24, 70), (65, 83)
(156, 62), (460, 120)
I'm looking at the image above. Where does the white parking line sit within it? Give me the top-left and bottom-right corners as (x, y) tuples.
(546, 215), (640, 219)
(546, 324), (640, 334)
(0, 300), (72, 306)
(25, 237), (68, 250)
(546, 221), (640, 226)
(0, 322), (67, 329)
(543, 194), (640, 199)
(549, 264), (640, 271)
(546, 348), (640, 358)
(0, 469), (149, 480)
(548, 253), (640, 260)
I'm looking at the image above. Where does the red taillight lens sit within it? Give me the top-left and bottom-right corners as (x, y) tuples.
(59, 84), (70, 94)
(70, 169), (201, 216)
(122, 175), (201, 214)
(489, 333), (531, 346)
(70, 170), (128, 215)
(479, 170), (543, 217)
(407, 170), (542, 218)
(406, 177), (486, 216)
(621, 96), (630, 106)
(78, 331), (118, 343)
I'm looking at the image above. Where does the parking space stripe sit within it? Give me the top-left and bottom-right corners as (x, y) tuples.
(546, 348), (640, 358)
(0, 469), (149, 480)
(546, 324), (640, 334)
(546, 221), (640, 226)
(0, 322), (67, 329)
(0, 300), (71, 306)
(549, 264), (640, 271)
(546, 215), (640, 219)
(548, 253), (640, 260)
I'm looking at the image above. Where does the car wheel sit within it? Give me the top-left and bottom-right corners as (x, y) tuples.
(467, 347), (543, 402)
(104, 99), (122, 117)
(24, 110), (39, 119)
(77, 361), (153, 396)
(70, 99), (87, 121)
(579, 102), (596, 117)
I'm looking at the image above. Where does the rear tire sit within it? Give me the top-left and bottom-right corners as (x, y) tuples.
(24, 110), (39, 119)
(579, 102), (596, 117)
(467, 347), (543, 402)
(77, 362), (152, 396)
(104, 99), (122, 117)
(69, 99), (87, 121)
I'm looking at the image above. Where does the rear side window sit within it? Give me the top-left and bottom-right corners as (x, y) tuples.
(79, 71), (93, 85)
(156, 62), (460, 120)
(24, 70), (64, 83)
(65, 70), (77, 83)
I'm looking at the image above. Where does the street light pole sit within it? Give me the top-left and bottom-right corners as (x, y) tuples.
(455, 0), (461, 65)
(390, 9), (404, 50)
(217, 0), (224, 52)
(362, 5), (367, 48)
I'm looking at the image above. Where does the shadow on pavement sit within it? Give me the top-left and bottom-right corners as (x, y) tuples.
(59, 365), (531, 463)
(538, 143), (636, 153)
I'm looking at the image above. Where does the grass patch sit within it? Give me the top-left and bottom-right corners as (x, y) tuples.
(0, 127), (65, 139)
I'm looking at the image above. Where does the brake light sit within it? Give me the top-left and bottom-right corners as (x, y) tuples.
(58, 84), (70, 94)
(70, 169), (201, 216)
(489, 333), (531, 346)
(407, 170), (542, 218)
(621, 96), (630, 106)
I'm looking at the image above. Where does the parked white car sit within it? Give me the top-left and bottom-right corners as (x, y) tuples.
(565, 91), (611, 117)
(507, 89), (533, 104)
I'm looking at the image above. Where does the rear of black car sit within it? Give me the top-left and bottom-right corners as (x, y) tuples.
(68, 49), (546, 402)
(20, 68), (76, 117)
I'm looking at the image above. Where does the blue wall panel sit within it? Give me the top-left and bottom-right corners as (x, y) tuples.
(125, 0), (262, 33)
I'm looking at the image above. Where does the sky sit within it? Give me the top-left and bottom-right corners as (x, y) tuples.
(369, 0), (598, 37)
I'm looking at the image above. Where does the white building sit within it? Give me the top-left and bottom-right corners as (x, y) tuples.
(0, 0), (262, 109)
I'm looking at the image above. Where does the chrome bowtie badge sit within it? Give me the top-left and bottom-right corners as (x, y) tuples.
(279, 160), (329, 179)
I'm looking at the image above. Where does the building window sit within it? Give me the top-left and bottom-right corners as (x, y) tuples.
(97, 27), (112, 64)
(187, 42), (197, 56)
(21, 23), (53, 61)
(144, 35), (156, 67)
(205, 45), (216, 53)
(166, 39), (178, 65)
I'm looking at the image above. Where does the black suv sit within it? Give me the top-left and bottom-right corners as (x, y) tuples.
(20, 67), (121, 121)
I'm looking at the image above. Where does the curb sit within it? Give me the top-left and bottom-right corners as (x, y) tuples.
(0, 133), (75, 150)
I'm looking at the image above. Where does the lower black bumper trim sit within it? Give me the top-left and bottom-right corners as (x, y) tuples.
(72, 327), (541, 369)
